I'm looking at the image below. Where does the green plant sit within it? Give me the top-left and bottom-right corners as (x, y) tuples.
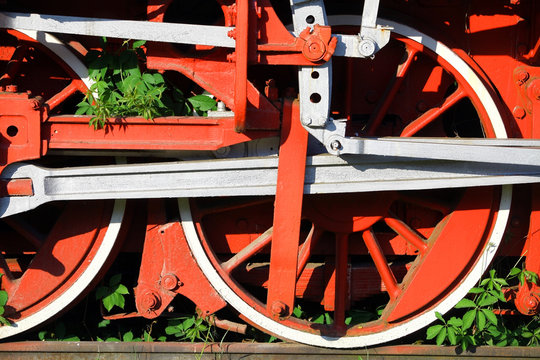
(95, 274), (129, 312)
(38, 322), (80, 341)
(426, 266), (540, 350)
(165, 315), (214, 342)
(77, 38), (204, 129)
(0, 274), (9, 326)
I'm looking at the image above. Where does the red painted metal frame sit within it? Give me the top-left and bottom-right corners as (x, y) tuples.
(42, 115), (277, 151)
(266, 99), (307, 318)
(135, 199), (226, 318)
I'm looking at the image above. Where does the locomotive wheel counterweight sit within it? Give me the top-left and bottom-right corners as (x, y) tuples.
(0, 30), (126, 338)
(180, 21), (512, 348)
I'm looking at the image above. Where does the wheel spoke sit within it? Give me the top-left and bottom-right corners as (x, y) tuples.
(221, 227), (272, 274)
(362, 229), (400, 300)
(333, 233), (349, 331)
(400, 85), (466, 137)
(384, 216), (427, 255)
(297, 225), (322, 279)
(3, 217), (45, 250)
(366, 45), (418, 135)
(45, 79), (85, 112)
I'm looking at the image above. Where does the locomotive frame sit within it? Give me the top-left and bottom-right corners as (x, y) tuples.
(0, 0), (538, 348)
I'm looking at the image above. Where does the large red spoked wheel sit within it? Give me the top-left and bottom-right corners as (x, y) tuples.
(0, 30), (126, 338)
(179, 20), (511, 347)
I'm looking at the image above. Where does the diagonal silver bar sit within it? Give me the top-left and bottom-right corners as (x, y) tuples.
(0, 12), (235, 48)
(1, 154), (540, 218)
(0, 12), (365, 58)
(329, 137), (540, 166)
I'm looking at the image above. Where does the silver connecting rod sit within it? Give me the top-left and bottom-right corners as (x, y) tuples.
(0, 12), (366, 57)
(0, 12), (236, 48)
(1, 154), (540, 218)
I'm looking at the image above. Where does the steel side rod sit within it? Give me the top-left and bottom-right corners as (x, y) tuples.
(266, 100), (308, 318)
(330, 137), (540, 167)
(3, 154), (540, 218)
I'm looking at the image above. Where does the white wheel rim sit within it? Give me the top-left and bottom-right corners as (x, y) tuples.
(180, 19), (511, 348)
(0, 31), (124, 338)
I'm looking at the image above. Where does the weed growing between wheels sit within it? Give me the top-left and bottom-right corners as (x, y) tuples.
(76, 38), (217, 129)
(426, 261), (540, 349)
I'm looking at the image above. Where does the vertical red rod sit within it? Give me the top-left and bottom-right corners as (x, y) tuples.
(362, 229), (400, 300)
(334, 233), (349, 331)
(234, 0), (249, 132)
(266, 99), (308, 317)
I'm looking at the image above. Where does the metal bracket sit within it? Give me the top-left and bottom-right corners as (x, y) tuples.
(358, 0), (392, 57)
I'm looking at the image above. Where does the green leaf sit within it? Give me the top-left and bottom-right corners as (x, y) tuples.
(109, 274), (122, 286)
(509, 267), (521, 277)
(448, 317), (463, 327)
(312, 314), (324, 324)
(142, 73), (155, 85)
(38, 330), (47, 340)
(455, 298), (476, 309)
(102, 295), (114, 312)
(106, 337), (121, 342)
(447, 327), (457, 345)
(97, 319), (110, 328)
(188, 95), (217, 112)
(123, 331), (134, 342)
(132, 40), (146, 49)
(165, 326), (181, 335)
(62, 336), (80, 342)
(435, 327), (447, 346)
(183, 317), (196, 330)
(426, 324), (443, 339)
(116, 284), (129, 295)
(113, 291), (125, 309)
(292, 306), (304, 318)
(468, 287), (484, 294)
(0, 291), (7, 307)
(153, 73), (164, 85)
(434, 311), (445, 323)
(324, 312), (333, 325)
(481, 308), (498, 326)
(477, 310), (486, 331)
(478, 295), (498, 307)
(462, 309), (476, 330)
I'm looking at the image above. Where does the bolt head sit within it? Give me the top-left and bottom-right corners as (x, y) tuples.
(330, 140), (342, 151)
(302, 37), (326, 62)
(161, 274), (180, 291)
(513, 106), (526, 120)
(358, 39), (376, 57)
(271, 301), (289, 317)
(141, 292), (161, 311)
